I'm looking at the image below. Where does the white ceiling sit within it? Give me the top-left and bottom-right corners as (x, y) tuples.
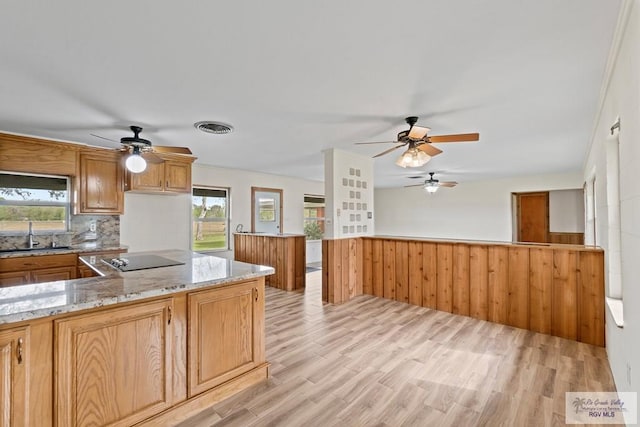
(0, 0), (621, 188)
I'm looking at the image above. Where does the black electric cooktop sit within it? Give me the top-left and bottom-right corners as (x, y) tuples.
(101, 254), (185, 272)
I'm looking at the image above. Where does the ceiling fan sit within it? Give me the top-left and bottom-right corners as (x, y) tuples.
(91, 125), (192, 173)
(405, 172), (458, 193)
(355, 116), (479, 168)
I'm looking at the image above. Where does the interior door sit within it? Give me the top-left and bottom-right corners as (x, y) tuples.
(516, 192), (549, 243)
(252, 187), (282, 234)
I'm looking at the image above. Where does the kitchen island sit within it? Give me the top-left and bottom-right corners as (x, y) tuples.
(0, 249), (273, 427)
(234, 232), (306, 291)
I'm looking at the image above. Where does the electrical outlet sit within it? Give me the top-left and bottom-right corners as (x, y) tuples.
(89, 220), (97, 233)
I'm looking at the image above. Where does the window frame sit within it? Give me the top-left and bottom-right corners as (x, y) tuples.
(0, 171), (71, 234)
(191, 185), (231, 252)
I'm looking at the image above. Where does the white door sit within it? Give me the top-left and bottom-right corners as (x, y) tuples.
(253, 189), (282, 234)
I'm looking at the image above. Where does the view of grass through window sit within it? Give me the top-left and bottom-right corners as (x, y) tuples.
(0, 173), (69, 232)
(192, 187), (229, 251)
(304, 195), (325, 240)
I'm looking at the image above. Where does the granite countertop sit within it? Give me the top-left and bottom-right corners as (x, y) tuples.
(0, 249), (274, 325)
(0, 244), (128, 259)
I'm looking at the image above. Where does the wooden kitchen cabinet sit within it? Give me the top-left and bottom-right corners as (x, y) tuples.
(0, 270), (30, 287)
(55, 299), (174, 427)
(30, 266), (76, 283)
(0, 253), (77, 287)
(76, 149), (124, 214)
(188, 280), (265, 397)
(126, 155), (194, 194)
(0, 327), (29, 426)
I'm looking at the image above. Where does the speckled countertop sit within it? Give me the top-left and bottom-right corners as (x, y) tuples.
(0, 250), (274, 325)
(0, 243), (128, 258)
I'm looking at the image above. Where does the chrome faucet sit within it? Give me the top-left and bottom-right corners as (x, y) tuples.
(28, 221), (39, 249)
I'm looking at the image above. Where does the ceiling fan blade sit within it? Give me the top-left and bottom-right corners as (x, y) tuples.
(152, 146), (193, 155)
(354, 141), (398, 145)
(373, 143), (407, 158)
(416, 144), (443, 157)
(408, 125), (430, 140)
(90, 133), (120, 143)
(404, 184), (424, 188)
(428, 133), (479, 143)
(141, 152), (164, 164)
(439, 181), (458, 187)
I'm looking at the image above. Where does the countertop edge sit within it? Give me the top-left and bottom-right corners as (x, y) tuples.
(0, 245), (128, 259)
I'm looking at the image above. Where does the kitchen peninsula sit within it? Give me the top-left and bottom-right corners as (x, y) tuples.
(0, 250), (273, 426)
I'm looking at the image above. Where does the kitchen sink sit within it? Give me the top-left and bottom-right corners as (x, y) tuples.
(0, 246), (73, 254)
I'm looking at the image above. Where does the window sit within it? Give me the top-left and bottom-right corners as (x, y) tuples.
(303, 195), (325, 240)
(0, 172), (70, 233)
(258, 198), (276, 222)
(192, 187), (230, 251)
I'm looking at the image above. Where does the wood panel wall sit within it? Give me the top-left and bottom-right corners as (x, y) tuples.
(548, 232), (585, 245)
(322, 238), (363, 304)
(324, 237), (605, 346)
(234, 234), (305, 292)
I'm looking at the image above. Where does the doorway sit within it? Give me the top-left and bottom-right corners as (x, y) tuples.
(251, 187), (283, 234)
(514, 191), (549, 243)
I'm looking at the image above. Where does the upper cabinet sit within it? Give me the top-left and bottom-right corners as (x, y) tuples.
(0, 133), (78, 176)
(125, 154), (194, 194)
(76, 149), (124, 214)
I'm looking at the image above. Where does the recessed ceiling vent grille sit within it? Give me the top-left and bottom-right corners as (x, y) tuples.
(194, 121), (234, 134)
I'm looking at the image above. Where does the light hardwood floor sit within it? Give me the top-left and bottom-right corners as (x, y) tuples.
(177, 271), (618, 427)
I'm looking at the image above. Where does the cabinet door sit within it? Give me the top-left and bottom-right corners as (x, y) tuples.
(128, 161), (165, 192)
(0, 328), (28, 426)
(31, 266), (76, 284)
(188, 280), (265, 397)
(77, 150), (124, 214)
(164, 161), (191, 193)
(56, 299), (174, 427)
(0, 271), (30, 287)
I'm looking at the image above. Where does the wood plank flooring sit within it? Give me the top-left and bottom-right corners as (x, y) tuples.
(177, 271), (617, 427)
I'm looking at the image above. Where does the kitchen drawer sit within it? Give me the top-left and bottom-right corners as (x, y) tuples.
(0, 254), (77, 272)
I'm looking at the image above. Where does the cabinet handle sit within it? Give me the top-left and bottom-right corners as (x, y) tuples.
(159, 180), (162, 187)
(254, 288), (259, 302)
(166, 180), (169, 188)
(167, 306), (172, 324)
(16, 338), (23, 364)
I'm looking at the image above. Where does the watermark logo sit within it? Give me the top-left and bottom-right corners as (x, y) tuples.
(566, 392), (637, 424)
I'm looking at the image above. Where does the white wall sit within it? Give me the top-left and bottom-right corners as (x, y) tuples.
(583, 0), (639, 412)
(374, 172), (582, 242)
(549, 189), (585, 232)
(324, 149), (374, 239)
(120, 164), (323, 258)
(120, 192), (191, 252)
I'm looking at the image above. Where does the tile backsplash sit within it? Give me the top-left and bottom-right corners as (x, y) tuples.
(0, 215), (119, 250)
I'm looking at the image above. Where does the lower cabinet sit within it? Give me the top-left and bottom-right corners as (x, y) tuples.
(55, 299), (174, 427)
(0, 254), (77, 287)
(0, 277), (267, 425)
(188, 280), (265, 397)
(0, 271), (30, 287)
(30, 266), (76, 283)
(0, 327), (28, 426)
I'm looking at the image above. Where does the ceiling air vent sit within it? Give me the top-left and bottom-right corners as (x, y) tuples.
(194, 121), (234, 134)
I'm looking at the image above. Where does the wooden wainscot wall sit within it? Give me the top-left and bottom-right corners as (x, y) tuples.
(322, 237), (605, 346)
(234, 233), (306, 291)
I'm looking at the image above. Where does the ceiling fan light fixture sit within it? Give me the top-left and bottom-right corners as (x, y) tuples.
(395, 147), (431, 168)
(424, 182), (439, 193)
(125, 146), (147, 173)
(408, 125), (430, 140)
